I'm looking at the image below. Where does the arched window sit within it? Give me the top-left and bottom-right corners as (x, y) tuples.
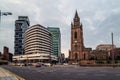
(74, 32), (77, 39)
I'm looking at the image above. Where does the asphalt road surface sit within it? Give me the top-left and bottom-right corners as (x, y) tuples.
(1, 65), (120, 80)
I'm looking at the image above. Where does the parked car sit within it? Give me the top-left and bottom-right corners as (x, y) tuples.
(35, 62), (43, 67)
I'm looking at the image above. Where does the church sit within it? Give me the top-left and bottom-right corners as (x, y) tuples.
(69, 11), (91, 64)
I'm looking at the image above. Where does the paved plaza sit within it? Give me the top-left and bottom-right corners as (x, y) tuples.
(1, 65), (120, 80)
(0, 67), (23, 80)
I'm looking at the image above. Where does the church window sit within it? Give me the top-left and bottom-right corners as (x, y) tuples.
(74, 32), (77, 39)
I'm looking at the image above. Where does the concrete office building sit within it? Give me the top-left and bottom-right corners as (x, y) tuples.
(47, 27), (61, 57)
(14, 16), (30, 55)
(96, 44), (116, 51)
(24, 24), (53, 62)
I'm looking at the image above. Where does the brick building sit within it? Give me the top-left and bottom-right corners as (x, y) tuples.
(90, 50), (108, 60)
(3, 46), (13, 62)
(90, 44), (120, 63)
(0, 52), (3, 60)
(112, 48), (120, 60)
(3, 46), (9, 60)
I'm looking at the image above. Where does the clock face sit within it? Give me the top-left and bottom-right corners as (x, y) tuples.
(74, 40), (77, 43)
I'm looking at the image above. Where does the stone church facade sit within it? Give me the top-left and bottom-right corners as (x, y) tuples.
(69, 11), (91, 64)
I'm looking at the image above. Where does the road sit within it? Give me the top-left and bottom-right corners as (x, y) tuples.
(1, 65), (120, 80)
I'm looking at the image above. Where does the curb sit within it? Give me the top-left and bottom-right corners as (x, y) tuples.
(0, 67), (25, 80)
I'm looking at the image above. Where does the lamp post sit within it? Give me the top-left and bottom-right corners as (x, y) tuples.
(0, 10), (12, 28)
(0, 10), (12, 51)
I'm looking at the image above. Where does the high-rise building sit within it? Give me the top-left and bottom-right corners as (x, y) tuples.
(14, 16), (30, 55)
(48, 27), (61, 57)
(69, 11), (91, 64)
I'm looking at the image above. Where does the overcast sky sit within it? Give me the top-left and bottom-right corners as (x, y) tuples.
(0, 0), (120, 57)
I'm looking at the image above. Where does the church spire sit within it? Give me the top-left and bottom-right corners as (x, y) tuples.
(74, 10), (79, 18)
(73, 10), (80, 26)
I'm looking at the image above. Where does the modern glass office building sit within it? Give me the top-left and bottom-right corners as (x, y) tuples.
(14, 16), (30, 55)
(47, 27), (61, 57)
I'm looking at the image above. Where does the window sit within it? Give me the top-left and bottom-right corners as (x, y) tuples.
(74, 32), (77, 39)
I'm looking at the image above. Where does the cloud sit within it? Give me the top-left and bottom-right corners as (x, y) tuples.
(0, 0), (120, 57)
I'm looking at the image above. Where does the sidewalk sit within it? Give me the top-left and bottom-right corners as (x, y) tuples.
(0, 67), (25, 80)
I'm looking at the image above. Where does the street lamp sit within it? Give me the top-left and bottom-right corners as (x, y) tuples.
(0, 10), (12, 26)
(0, 10), (12, 50)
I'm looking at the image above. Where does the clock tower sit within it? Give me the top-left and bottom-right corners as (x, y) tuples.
(69, 10), (84, 63)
